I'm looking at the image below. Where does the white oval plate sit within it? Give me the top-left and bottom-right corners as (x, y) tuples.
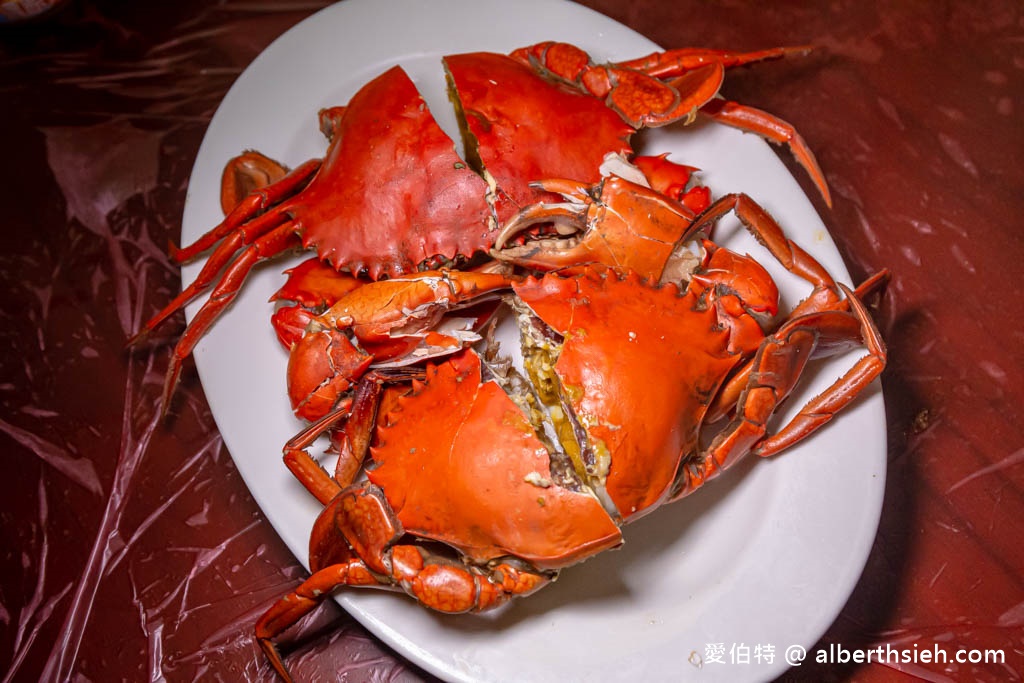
(180, 1), (887, 681)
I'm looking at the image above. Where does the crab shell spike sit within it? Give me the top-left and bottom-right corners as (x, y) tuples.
(369, 349), (622, 568)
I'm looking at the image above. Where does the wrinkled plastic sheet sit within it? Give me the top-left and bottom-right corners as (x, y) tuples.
(0, 1), (1021, 681)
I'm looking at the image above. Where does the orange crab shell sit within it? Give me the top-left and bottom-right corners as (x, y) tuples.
(297, 65), (495, 279)
(513, 267), (742, 520)
(270, 257), (365, 310)
(368, 349), (623, 570)
(444, 51), (634, 217)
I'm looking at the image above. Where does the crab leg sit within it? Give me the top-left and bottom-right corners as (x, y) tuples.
(281, 402), (350, 505)
(614, 45), (814, 78)
(170, 158), (320, 263)
(330, 376), (384, 489)
(672, 284), (885, 499)
(751, 285), (886, 456)
(157, 221), (299, 414)
(256, 485), (551, 682)
(700, 99), (831, 207)
(132, 210), (297, 342)
(283, 369), (422, 504)
(707, 269), (889, 422)
(255, 556), (379, 683)
(691, 192), (843, 311)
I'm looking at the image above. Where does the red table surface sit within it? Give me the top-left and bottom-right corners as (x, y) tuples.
(1, 1), (1021, 681)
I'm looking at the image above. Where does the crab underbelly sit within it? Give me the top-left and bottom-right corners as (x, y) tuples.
(368, 349), (622, 571)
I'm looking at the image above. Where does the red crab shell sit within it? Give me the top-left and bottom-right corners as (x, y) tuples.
(444, 51), (634, 215)
(368, 348), (623, 569)
(512, 267), (743, 520)
(295, 65), (495, 278)
(366, 264), (759, 570)
(301, 53), (638, 278)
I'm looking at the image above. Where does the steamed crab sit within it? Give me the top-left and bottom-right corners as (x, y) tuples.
(130, 40), (888, 682)
(252, 175), (886, 680)
(132, 41), (832, 408)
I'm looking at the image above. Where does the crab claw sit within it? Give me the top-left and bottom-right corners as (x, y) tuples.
(493, 176), (699, 279)
(271, 304), (317, 350)
(289, 328), (373, 422)
(286, 269), (514, 421)
(492, 181), (594, 271)
(692, 241), (780, 320)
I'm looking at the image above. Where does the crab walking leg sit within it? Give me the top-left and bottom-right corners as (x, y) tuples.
(158, 222), (300, 414)
(614, 45), (815, 78)
(700, 99), (831, 207)
(707, 269), (890, 422)
(170, 158), (321, 263)
(255, 556), (550, 683)
(283, 370), (422, 504)
(690, 192), (842, 311)
(132, 210), (298, 341)
(281, 404), (349, 506)
(672, 285), (886, 499)
(255, 558), (379, 683)
(752, 285), (886, 456)
(256, 486), (552, 682)
(330, 376), (384, 488)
